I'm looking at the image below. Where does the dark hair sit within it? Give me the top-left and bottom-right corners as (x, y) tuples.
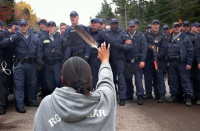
(61, 57), (92, 96)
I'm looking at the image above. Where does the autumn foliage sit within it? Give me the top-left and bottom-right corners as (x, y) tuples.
(0, 2), (13, 22)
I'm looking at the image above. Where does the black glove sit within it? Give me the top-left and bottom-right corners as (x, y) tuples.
(84, 56), (89, 62)
(0, 32), (5, 41)
(10, 35), (20, 43)
(36, 58), (44, 66)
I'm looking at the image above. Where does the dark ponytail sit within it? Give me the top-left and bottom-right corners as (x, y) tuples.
(61, 57), (92, 96)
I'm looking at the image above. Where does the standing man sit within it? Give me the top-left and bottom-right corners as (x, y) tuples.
(187, 22), (200, 104)
(146, 24), (152, 31)
(38, 21), (70, 96)
(37, 19), (48, 38)
(166, 22), (194, 106)
(65, 11), (91, 61)
(143, 20), (166, 103)
(107, 18), (131, 106)
(60, 23), (67, 36)
(87, 18), (111, 90)
(182, 21), (190, 34)
(0, 20), (11, 115)
(163, 24), (170, 37)
(133, 19), (139, 30)
(2, 18), (40, 113)
(99, 18), (106, 31)
(124, 20), (147, 105)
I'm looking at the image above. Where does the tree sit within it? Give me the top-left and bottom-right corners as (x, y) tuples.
(0, 0), (16, 26)
(14, 1), (39, 28)
(96, 0), (115, 26)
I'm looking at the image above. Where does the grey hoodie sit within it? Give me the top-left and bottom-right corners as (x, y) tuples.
(33, 62), (116, 131)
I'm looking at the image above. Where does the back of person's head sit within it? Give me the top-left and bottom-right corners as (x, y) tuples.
(61, 57), (92, 96)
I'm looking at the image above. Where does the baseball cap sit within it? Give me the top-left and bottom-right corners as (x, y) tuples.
(19, 18), (28, 26)
(151, 20), (159, 24)
(128, 20), (135, 27)
(70, 11), (78, 17)
(47, 21), (56, 27)
(110, 18), (118, 24)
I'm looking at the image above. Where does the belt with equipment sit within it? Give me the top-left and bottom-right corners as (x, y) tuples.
(71, 49), (85, 56)
(45, 58), (62, 65)
(13, 56), (36, 63)
(168, 56), (180, 62)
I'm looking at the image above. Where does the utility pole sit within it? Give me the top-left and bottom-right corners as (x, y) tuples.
(125, 4), (127, 30)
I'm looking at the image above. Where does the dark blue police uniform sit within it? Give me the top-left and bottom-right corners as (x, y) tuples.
(38, 24), (70, 94)
(194, 34), (200, 102)
(87, 18), (111, 90)
(144, 28), (167, 100)
(107, 18), (131, 104)
(65, 25), (91, 60)
(124, 29), (147, 99)
(166, 31), (194, 101)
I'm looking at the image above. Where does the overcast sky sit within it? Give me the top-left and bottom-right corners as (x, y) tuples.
(15, 0), (116, 26)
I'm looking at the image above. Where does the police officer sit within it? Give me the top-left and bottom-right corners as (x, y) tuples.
(182, 21), (190, 34)
(87, 18), (111, 90)
(146, 24), (151, 31)
(163, 24), (170, 37)
(166, 22), (194, 106)
(143, 20), (166, 103)
(187, 22), (200, 104)
(99, 18), (106, 31)
(124, 20), (147, 105)
(1, 18), (40, 113)
(0, 20), (12, 115)
(38, 21), (70, 96)
(65, 11), (91, 61)
(194, 33), (200, 104)
(37, 19), (48, 38)
(107, 18), (132, 106)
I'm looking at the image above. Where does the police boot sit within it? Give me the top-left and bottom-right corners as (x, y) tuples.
(16, 107), (26, 113)
(185, 94), (192, 107)
(137, 96), (143, 105)
(158, 95), (165, 103)
(167, 95), (178, 103)
(119, 99), (125, 106)
(143, 93), (153, 99)
(28, 101), (39, 107)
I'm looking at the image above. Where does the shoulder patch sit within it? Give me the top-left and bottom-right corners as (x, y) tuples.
(126, 34), (129, 37)
(43, 39), (50, 44)
(177, 38), (180, 41)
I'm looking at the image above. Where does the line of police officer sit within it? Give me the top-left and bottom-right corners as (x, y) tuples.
(0, 10), (200, 115)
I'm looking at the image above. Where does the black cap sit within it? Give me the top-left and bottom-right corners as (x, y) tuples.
(191, 22), (200, 27)
(47, 21), (56, 27)
(163, 24), (170, 30)
(183, 21), (190, 26)
(110, 18), (118, 24)
(91, 18), (99, 23)
(37, 19), (47, 25)
(0, 20), (3, 26)
(99, 18), (105, 24)
(172, 22), (180, 28)
(133, 19), (139, 24)
(146, 24), (151, 28)
(19, 18), (28, 26)
(128, 20), (135, 27)
(151, 20), (159, 24)
(9, 21), (19, 27)
(70, 11), (78, 17)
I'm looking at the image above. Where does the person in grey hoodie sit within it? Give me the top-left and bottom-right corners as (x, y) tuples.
(33, 43), (116, 131)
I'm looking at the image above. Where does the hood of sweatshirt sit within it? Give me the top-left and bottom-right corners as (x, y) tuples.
(51, 87), (100, 123)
